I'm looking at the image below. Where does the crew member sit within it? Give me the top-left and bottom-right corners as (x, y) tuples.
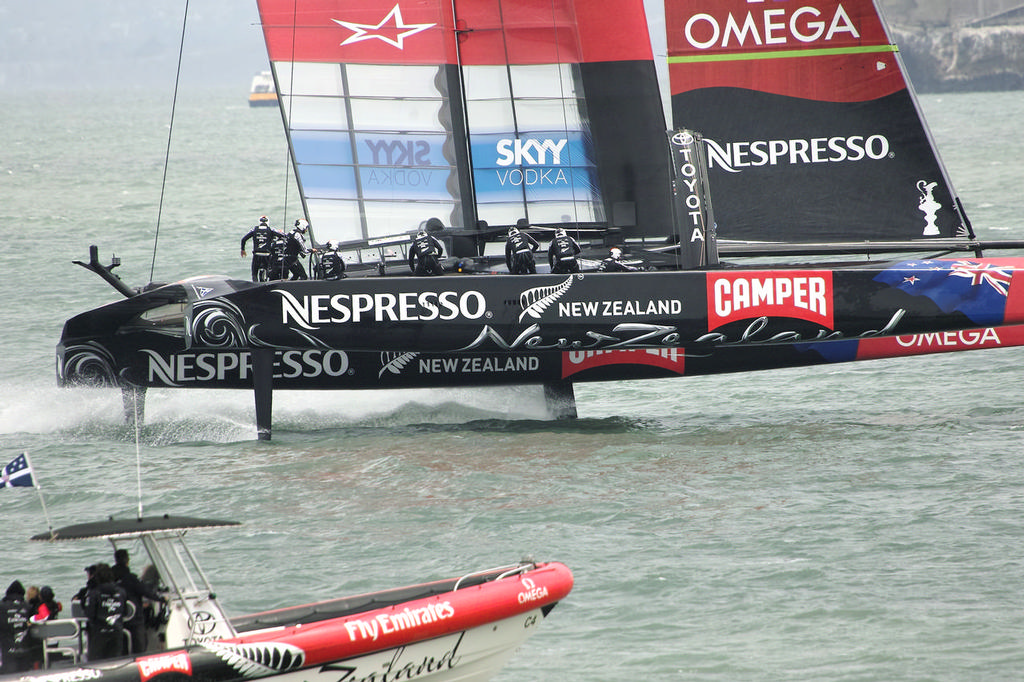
(0, 581), (31, 674)
(505, 221), (540, 274)
(598, 247), (639, 272)
(409, 230), (445, 276)
(267, 233), (290, 281)
(282, 219), (311, 280)
(548, 227), (581, 274)
(85, 564), (128, 661)
(114, 549), (165, 654)
(240, 216), (282, 282)
(320, 241), (346, 280)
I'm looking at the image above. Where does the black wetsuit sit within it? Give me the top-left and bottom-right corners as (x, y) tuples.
(505, 231), (540, 274)
(241, 224), (282, 281)
(409, 234), (445, 276)
(320, 250), (346, 280)
(548, 233), (581, 274)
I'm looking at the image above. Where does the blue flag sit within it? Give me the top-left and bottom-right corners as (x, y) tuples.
(874, 259), (1012, 326)
(2, 453), (34, 488)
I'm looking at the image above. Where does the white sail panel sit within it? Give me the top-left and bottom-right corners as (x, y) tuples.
(272, 60), (464, 241)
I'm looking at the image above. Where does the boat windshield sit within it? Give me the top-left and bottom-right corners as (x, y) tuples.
(130, 302), (187, 327)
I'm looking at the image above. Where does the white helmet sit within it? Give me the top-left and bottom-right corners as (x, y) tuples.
(294, 219), (309, 233)
(610, 247), (622, 259)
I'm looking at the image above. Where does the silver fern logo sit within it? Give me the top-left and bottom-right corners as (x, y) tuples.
(379, 351), (419, 378)
(203, 641), (305, 678)
(518, 276), (577, 322)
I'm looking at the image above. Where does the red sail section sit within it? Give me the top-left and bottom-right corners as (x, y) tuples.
(259, 0), (456, 65)
(259, 0), (653, 67)
(666, 0), (904, 102)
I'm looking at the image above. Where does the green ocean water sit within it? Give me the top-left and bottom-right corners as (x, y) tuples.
(1, 88), (1024, 680)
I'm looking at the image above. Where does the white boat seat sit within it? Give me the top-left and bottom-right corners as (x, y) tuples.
(31, 619), (83, 668)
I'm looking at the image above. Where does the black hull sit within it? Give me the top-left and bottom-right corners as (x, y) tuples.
(58, 259), (1024, 392)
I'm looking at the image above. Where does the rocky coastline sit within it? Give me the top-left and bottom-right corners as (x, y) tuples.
(892, 24), (1024, 92)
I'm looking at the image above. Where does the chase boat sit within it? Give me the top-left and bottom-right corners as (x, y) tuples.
(1, 515), (572, 682)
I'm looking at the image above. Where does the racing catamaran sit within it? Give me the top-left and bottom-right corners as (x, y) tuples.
(58, 0), (1024, 437)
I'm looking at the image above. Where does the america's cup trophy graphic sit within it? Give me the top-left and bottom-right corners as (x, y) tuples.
(917, 180), (941, 236)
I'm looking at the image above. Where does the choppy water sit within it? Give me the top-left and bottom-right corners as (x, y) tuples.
(2, 88), (1024, 681)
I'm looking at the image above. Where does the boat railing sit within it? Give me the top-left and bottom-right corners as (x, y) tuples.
(453, 561), (536, 591)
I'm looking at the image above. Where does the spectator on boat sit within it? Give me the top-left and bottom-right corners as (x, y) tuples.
(505, 220), (540, 274)
(113, 549), (165, 654)
(409, 230), (445, 276)
(320, 241), (346, 280)
(240, 216), (283, 282)
(548, 227), (581, 274)
(0, 580), (33, 673)
(85, 563), (128, 661)
(73, 565), (97, 603)
(24, 586), (39, 614)
(282, 220), (311, 280)
(598, 247), (639, 272)
(30, 586), (60, 623)
(138, 566), (165, 630)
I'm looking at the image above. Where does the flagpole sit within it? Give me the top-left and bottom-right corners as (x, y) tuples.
(22, 451), (54, 537)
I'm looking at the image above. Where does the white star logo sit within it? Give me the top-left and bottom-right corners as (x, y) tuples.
(332, 4), (436, 50)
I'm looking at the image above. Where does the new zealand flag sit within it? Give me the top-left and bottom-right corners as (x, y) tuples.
(873, 260), (1013, 327)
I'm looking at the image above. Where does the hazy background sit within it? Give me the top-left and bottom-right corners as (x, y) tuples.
(0, 1), (266, 92)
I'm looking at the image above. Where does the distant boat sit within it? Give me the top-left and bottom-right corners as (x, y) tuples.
(248, 70), (277, 107)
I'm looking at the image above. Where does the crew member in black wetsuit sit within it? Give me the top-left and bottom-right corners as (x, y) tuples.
(240, 216), (282, 282)
(597, 247), (639, 272)
(548, 227), (581, 274)
(409, 230), (445, 276)
(267, 233), (290, 280)
(505, 221), (540, 274)
(282, 219), (311, 280)
(319, 241), (346, 280)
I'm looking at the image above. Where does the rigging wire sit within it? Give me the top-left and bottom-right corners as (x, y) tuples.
(282, 0), (299, 240)
(150, 0), (191, 283)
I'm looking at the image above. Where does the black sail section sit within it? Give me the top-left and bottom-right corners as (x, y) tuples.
(672, 87), (965, 242)
(579, 60), (674, 238)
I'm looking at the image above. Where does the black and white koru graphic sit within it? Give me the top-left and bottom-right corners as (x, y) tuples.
(190, 299), (249, 348)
